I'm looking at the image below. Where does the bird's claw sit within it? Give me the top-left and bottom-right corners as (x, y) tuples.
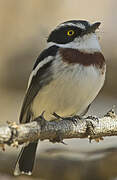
(86, 115), (99, 123)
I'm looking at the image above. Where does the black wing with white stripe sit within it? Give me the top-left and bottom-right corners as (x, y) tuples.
(19, 45), (59, 123)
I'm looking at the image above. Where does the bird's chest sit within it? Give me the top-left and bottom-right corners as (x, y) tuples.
(32, 61), (105, 120)
(51, 62), (105, 110)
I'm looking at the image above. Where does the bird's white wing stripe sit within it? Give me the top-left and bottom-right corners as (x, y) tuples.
(27, 56), (53, 89)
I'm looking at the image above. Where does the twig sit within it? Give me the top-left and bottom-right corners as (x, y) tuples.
(0, 109), (117, 148)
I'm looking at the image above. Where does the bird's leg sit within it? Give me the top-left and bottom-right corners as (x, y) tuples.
(52, 112), (63, 120)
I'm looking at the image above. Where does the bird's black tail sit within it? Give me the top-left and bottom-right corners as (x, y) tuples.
(14, 140), (38, 176)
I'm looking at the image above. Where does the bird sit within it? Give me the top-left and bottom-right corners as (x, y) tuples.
(14, 20), (106, 176)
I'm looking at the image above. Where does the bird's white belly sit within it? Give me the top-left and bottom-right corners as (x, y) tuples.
(32, 64), (105, 120)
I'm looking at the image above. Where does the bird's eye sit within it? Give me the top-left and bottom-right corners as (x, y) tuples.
(67, 30), (75, 36)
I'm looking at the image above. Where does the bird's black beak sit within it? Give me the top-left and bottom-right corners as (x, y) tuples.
(85, 22), (101, 34)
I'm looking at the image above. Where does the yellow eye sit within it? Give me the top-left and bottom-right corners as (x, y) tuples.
(67, 30), (75, 36)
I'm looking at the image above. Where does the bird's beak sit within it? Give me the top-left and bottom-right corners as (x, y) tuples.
(85, 22), (101, 34)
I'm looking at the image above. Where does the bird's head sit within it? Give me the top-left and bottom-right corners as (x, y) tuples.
(47, 20), (101, 53)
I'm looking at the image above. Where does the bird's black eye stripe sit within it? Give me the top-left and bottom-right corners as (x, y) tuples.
(33, 45), (59, 70)
(47, 26), (84, 44)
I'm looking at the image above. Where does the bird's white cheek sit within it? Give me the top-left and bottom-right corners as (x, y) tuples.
(74, 33), (101, 53)
(47, 33), (101, 53)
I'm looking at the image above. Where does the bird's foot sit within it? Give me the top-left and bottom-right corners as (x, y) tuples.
(86, 115), (99, 122)
(52, 112), (80, 125)
(63, 115), (81, 125)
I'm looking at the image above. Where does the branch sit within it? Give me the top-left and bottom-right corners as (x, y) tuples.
(0, 109), (117, 148)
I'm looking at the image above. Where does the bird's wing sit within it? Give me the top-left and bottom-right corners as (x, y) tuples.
(20, 45), (59, 123)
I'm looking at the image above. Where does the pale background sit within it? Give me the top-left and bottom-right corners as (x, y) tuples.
(0, 0), (117, 180)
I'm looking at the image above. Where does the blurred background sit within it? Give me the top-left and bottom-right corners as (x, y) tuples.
(0, 0), (117, 179)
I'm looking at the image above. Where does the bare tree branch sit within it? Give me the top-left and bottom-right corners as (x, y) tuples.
(0, 109), (117, 148)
